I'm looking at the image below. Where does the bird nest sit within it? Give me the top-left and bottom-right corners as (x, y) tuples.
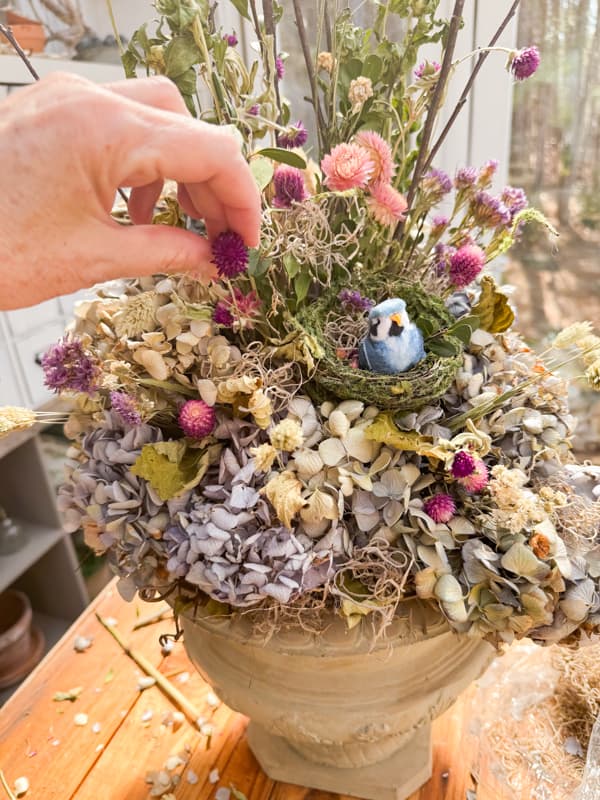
(298, 281), (464, 412)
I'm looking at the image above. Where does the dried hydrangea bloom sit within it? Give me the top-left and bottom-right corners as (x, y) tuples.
(348, 76), (373, 113)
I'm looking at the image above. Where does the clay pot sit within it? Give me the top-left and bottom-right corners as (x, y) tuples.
(0, 590), (44, 689)
(181, 600), (494, 800)
(4, 12), (46, 54)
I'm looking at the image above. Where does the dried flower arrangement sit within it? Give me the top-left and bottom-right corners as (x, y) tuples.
(3, 0), (600, 649)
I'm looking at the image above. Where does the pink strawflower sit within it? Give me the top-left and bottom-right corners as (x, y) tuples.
(510, 46), (540, 81)
(451, 450), (476, 478)
(449, 244), (485, 289)
(354, 130), (395, 184)
(178, 400), (216, 439)
(366, 182), (408, 226)
(272, 165), (308, 208)
(424, 494), (456, 524)
(458, 457), (489, 494)
(211, 231), (249, 278)
(321, 143), (375, 192)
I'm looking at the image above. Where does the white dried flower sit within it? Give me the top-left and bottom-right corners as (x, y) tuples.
(74, 713), (89, 726)
(13, 777), (29, 797)
(586, 360), (600, 391)
(269, 418), (304, 452)
(553, 321), (594, 349)
(245, 388), (273, 429)
(348, 76), (373, 114)
(317, 51), (334, 73)
(250, 443), (278, 472)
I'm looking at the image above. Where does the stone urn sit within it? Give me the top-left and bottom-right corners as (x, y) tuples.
(181, 599), (494, 800)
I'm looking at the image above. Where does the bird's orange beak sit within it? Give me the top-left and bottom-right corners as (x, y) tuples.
(390, 312), (403, 325)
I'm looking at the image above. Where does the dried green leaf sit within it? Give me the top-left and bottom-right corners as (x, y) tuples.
(256, 148), (307, 169)
(131, 441), (211, 501)
(471, 276), (515, 334)
(53, 687), (83, 702)
(231, 788), (248, 800)
(249, 156), (275, 191)
(104, 668), (115, 684)
(366, 414), (448, 461)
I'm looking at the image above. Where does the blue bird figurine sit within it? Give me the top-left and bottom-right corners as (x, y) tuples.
(358, 298), (426, 375)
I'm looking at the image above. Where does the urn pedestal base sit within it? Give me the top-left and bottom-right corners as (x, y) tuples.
(247, 720), (432, 800)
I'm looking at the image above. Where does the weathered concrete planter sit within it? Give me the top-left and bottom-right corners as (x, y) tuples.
(182, 600), (494, 800)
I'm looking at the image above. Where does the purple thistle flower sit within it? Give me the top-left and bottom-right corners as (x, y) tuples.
(501, 185), (528, 216)
(338, 289), (374, 313)
(179, 399), (216, 439)
(211, 231), (249, 278)
(223, 32), (238, 46)
(477, 159), (499, 189)
(248, 104), (260, 116)
(272, 165), (308, 208)
(455, 166), (478, 189)
(430, 215), (449, 233)
(275, 55), (285, 80)
(213, 302), (235, 326)
(109, 391), (142, 426)
(414, 60), (440, 79)
(423, 493), (456, 524)
(42, 337), (98, 394)
(451, 450), (476, 479)
(511, 46), (540, 81)
(449, 244), (485, 289)
(421, 167), (452, 202)
(471, 190), (511, 228)
(434, 242), (456, 275)
(276, 121), (308, 149)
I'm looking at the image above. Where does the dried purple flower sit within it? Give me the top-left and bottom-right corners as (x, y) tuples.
(434, 242), (456, 274)
(275, 55), (285, 80)
(272, 165), (308, 208)
(430, 215), (449, 234)
(213, 302), (235, 327)
(179, 400), (216, 439)
(414, 60), (441, 79)
(421, 168), (452, 202)
(338, 289), (374, 313)
(455, 166), (478, 190)
(477, 160), (499, 189)
(223, 32), (238, 46)
(42, 337), (99, 394)
(110, 391), (142, 426)
(501, 185), (528, 216)
(459, 457), (489, 493)
(248, 104), (260, 116)
(510, 46), (540, 81)
(424, 493), (456, 524)
(449, 244), (485, 289)
(471, 191), (511, 228)
(276, 121), (308, 149)
(451, 450), (476, 479)
(211, 231), (249, 278)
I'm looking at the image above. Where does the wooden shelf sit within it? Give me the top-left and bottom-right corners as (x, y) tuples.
(0, 519), (64, 594)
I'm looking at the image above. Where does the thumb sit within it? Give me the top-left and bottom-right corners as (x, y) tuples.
(100, 224), (218, 283)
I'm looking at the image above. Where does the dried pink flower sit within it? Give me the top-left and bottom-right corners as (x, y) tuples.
(354, 130), (395, 185)
(458, 457), (489, 493)
(510, 46), (540, 81)
(449, 244), (485, 289)
(321, 143), (374, 192)
(424, 494), (456, 524)
(178, 400), (216, 439)
(366, 182), (408, 226)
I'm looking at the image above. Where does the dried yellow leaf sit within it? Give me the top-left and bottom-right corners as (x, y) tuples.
(262, 471), (306, 528)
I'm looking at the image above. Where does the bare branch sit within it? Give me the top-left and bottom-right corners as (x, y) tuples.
(0, 23), (40, 80)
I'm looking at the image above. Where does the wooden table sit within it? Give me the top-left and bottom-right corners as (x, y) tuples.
(0, 580), (522, 800)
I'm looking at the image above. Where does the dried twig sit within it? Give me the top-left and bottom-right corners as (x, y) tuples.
(423, 0), (523, 174)
(132, 606), (173, 630)
(0, 771), (17, 800)
(96, 612), (205, 730)
(292, 0), (325, 151)
(0, 23), (40, 79)
(262, 0), (282, 121)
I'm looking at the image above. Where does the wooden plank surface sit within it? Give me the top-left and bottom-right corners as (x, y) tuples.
(0, 581), (525, 800)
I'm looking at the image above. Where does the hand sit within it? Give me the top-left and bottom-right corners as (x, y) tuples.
(0, 72), (261, 310)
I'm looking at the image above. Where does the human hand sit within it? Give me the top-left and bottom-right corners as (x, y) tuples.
(0, 72), (261, 310)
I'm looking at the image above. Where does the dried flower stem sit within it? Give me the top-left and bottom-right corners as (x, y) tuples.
(262, 0), (282, 120)
(423, 0), (523, 174)
(132, 606), (172, 630)
(292, 0), (325, 151)
(96, 612), (205, 729)
(399, 0), (466, 225)
(0, 23), (39, 79)
(0, 772), (16, 800)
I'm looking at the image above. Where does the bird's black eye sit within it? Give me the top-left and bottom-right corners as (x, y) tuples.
(389, 320), (404, 337)
(369, 318), (380, 337)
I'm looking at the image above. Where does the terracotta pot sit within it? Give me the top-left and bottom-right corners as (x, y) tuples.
(181, 600), (494, 800)
(0, 590), (44, 689)
(5, 12), (46, 54)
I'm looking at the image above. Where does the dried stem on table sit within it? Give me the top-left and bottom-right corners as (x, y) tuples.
(423, 0), (523, 173)
(96, 612), (205, 730)
(0, 23), (39, 79)
(0, 771), (16, 800)
(132, 606), (173, 630)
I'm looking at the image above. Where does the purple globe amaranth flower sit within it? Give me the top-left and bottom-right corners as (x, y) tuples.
(178, 400), (216, 439)
(213, 302), (234, 327)
(424, 493), (456, 524)
(338, 289), (374, 313)
(471, 190), (511, 228)
(510, 46), (541, 81)
(276, 121), (308, 149)
(272, 164), (309, 208)
(223, 32), (238, 46)
(501, 185), (528, 216)
(275, 55), (285, 80)
(211, 231), (249, 278)
(451, 450), (476, 479)
(449, 244), (485, 289)
(455, 166), (478, 190)
(421, 167), (452, 202)
(110, 391), (142, 426)
(42, 337), (99, 394)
